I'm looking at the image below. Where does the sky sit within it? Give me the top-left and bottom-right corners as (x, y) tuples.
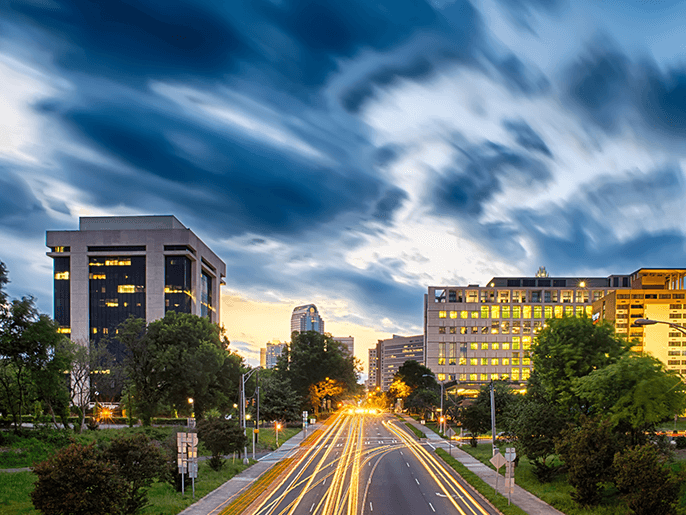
(2, 0), (686, 375)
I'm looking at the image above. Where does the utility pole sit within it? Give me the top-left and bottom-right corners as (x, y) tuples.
(490, 381), (497, 456)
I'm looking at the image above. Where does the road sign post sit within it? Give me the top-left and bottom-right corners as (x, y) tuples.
(489, 451), (506, 495)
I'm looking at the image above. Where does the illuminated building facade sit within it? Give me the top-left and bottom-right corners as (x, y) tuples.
(333, 336), (354, 357)
(425, 274), (630, 386)
(377, 334), (424, 391)
(593, 268), (686, 374)
(47, 216), (225, 360)
(290, 304), (325, 334)
(264, 340), (287, 369)
(368, 347), (379, 390)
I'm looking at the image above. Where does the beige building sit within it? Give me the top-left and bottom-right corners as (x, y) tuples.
(367, 347), (379, 390)
(47, 215), (225, 359)
(376, 334), (424, 391)
(333, 336), (354, 357)
(425, 272), (630, 387)
(593, 268), (686, 374)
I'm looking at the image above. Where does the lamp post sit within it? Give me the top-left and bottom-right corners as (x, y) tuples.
(423, 373), (445, 434)
(275, 422), (281, 447)
(188, 397), (194, 419)
(240, 367), (262, 464)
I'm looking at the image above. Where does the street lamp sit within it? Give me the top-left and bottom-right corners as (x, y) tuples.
(240, 367), (262, 464)
(423, 373), (446, 434)
(633, 318), (686, 336)
(275, 422), (281, 447)
(188, 397), (194, 418)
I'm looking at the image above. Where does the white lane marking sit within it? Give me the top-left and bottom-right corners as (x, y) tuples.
(406, 462), (410, 467)
(415, 478), (420, 485)
(310, 503), (315, 512)
(370, 502), (373, 511)
(400, 451), (404, 455)
(323, 479), (326, 485)
(436, 493), (446, 498)
(428, 443), (435, 450)
(429, 502), (436, 512)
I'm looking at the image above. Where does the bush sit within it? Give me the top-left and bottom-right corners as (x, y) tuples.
(197, 417), (247, 471)
(103, 434), (166, 514)
(31, 443), (127, 515)
(614, 444), (683, 515)
(675, 436), (686, 449)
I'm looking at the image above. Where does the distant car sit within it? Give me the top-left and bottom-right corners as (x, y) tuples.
(496, 431), (516, 442)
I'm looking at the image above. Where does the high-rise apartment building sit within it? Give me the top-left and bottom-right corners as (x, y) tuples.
(593, 268), (686, 374)
(290, 304), (324, 334)
(264, 340), (287, 369)
(377, 334), (424, 391)
(368, 347), (379, 390)
(333, 336), (354, 357)
(425, 274), (630, 387)
(47, 216), (225, 359)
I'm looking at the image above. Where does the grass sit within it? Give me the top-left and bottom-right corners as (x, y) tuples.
(459, 443), (626, 515)
(404, 422), (426, 439)
(0, 458), (253, 515)
(257, 427), (301, 451)
(435, 449), (528, 515)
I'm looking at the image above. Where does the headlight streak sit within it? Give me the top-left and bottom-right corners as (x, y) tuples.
(384, 421), (489, 515)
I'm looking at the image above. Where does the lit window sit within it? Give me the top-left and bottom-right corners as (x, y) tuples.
(523, 357), (531, 365)
(481, 358), (488, 365)
(491, 321), (499, 334)
(438, 343), (446, 365)
(459, 357), (467, 365)
(480, 374), (488, 381)
(460, 374), (467, 380)
(439, 311), (447, 319)
(523, 305), (531, 318)
(450, 327), (457, 334)
(438, 327), (446, 334)
(492, 358), (499, 365)
(471, 311), (479, 318)
(502, 358), (510, 366)
(54, 271), (69, 280)
(545, 306), (553, 319)
(105, 259), (131, 266)
(92, 328), (98, 334)
(57, 327), (71, 334)
(491, 306), (500, 319)
(105, 300), (119, 307)
(460, 311), (468, 319)
(512, 358), (520, 365)
(522, 368), (531, 380)
(501, 321), (510, 334)
(522, 336), (531, 350)
(554, 306), (563, 318)
(585, 306), (592, 316)
(502, 343), (510, 350)
(450, 311), (458, 319)
(492, 342), (500, 350)
(481, 342), (489, 350)
(565, 306), (574, 317)
(512, 337), (520, 350)
(511, 369), (520, 380)
(470, 374), (477, 381)
(502, 305), (511, 318)
(481, 306), (489, 318)
(470, 358), (478, 366)
(118, 285), (136, 293)
(90, 274), (106, 280)
(491, 374), (499, 380)
(438, 373), (446, 381)
(471, 342), (478, 350)
(534, 306), (542, 318)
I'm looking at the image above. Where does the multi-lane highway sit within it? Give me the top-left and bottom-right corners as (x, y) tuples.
(250, 409), (498, 515)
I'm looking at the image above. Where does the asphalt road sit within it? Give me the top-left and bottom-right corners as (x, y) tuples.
(250, 410), (498, 515)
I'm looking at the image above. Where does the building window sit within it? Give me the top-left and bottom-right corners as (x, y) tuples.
(481, 306), (489, 318)
(502, 305), (511, 318)
(492, 342), (500, 350)
(450, 310), (458, 319)
(438, 343), (446, 365)
(491, 306), (500, 319)
(53, 256), (70, 329)
(512, 321), (521, 334)
(439, 311), (447, 319)
(491, 373), (499, 380)
(481, 358), (488, 365)
(502, 358), (510, 366)
(480, 374), (488, 381)
(439, 327), (446, 334)
(554, 306), (563, 318)
(511, 369), (520, 380)
(512, 337), (520, 350)
(471, 342), (478, 350)
(450, 327), (457, 334)
(522, 336), (532, 350)
(470, 358), (478, 366)
(523, 305), (531, 318)
(459, 357), (467, 365)
(534, 306), (542, 318)
(501, 321), (510, 334)
(502, 342), (510, 350)
(565, 306), (574, 317)
(512, 306), (521, 318)
(481, 342), (489, 350)
(449, 343), (456, 365)
(492, 358), (499, 366)
(562, 290), (572, 303)
(470, 374), (477, 381)
(471, 311), (479, 318)
(522, 368), (531, 380)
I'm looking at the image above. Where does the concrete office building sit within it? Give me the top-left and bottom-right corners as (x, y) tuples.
(333, 336), (354, 357)
(368, 347), (379, 390)
(291, 304), (325, 334)
(593, 268), (686, 374)
(377, 334), (424, 391)
(425, 272), (630, 388)
(263, 340), (287, 369)
(47, 215), (226, 359)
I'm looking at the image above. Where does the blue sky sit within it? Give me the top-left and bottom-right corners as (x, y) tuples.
(2, 0), (686, 369)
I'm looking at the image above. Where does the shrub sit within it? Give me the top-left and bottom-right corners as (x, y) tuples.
(31, 443), (126, 515)
(675, 436), (686, 449)
(103, 434), (166, 514)
(614, 444), (683, 515)
(197, 417), (247, 471)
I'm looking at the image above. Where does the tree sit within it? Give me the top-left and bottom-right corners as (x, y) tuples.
(197, 417), (248, 471)
(459, 403), (490, 447)
(556, 416), (621, 506)
(529, 316), (629, 418)
(122, 312), (241, 424)
(574, 355), (686, 444)
(277, 331), (359, 410)
(394, 360), (437, 391)
(614, 444), (683, 515)
(509, 398), (565, 481)
(259, 372), (301, 422)
(31, 443), (127, 515)
(31, 337), (71, 429)
(0, 295), (69, 433)
(309, 378), (345, 415)
(103, 434), (166, 514)
(405, 388), (440, 419)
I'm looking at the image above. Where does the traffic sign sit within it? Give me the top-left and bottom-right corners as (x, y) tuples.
(505, 447), (516, 462)
(445, 428), (456, 437)
(490, 452), (507, 470)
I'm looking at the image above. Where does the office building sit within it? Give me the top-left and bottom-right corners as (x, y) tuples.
(593, 268), (686, 374)
(377, 334), (424, 391)
(425, 273), (630, 387)
(291, 304), (325, 334)
(333, 336), (354, 356)
(264, 340), (287, 369)
(260, 348), (267, 369)
(47, 215), (226, 359)
(368, 347), (379, 390)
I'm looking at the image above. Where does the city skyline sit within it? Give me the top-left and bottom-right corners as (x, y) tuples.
(2, 1), (686, 370)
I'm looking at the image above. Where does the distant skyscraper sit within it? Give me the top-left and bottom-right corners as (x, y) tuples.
(368, 347), (379, 390)
(264, 340), (287, 369)
(376, 335), (424, 391)
(47, 215), (225, 360)
(290, 304), (325, 334)
(333, 336), (354, 356)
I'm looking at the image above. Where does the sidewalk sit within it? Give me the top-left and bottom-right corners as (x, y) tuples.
(400, 415), (565, 515)
(179, 424), (320, 515)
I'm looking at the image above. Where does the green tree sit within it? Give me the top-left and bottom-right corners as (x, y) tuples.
(613, 444), (683, 515)
(556, 416), (621, 506)
(277, 331), (359, 410)
(259, 372), (301, 422)
(405, 388), (439, 419)
(509, 398), (565, 481)
(0, 294), (69, 433)
(458, 402), (490, 447)
(530, 316), (629, 418)
(394, 360), (438, 391)
(103, 434), (166, 514)
(197, 417), (248, 471)
(120, 316), (159, 426)
(31, 443), (127, 515)
(574, 354), (686, 444)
